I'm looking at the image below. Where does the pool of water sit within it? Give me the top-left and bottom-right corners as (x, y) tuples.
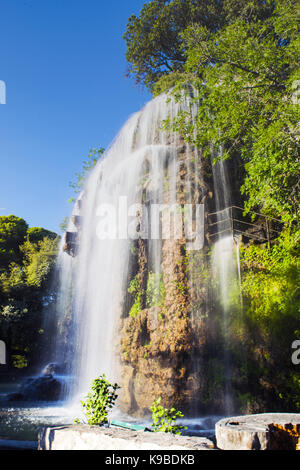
(0, 380), (76, 445)
(0, 403), (75, 442)
(0, 382), (220, 448)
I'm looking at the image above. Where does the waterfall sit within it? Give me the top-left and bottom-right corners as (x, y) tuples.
(210, 147), (244, 415)
(55, 94), (185, 400)
(50, 91), (243, 415)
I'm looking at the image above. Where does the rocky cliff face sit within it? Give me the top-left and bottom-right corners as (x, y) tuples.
(116, 140), (230, 416)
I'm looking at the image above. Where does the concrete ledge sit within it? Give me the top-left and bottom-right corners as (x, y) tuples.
(215, 413), (300, 450)
(38, 424), (215, 451)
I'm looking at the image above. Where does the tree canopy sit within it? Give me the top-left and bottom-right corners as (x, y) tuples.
(0, 215), (28, 269)
(123, 0), (276, 92)
(143, 0), (299, 227)
(0, 215), (59, 369)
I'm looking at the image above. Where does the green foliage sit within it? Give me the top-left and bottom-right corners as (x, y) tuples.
(61, 147), (105, 234)
(174, 0), (299, 225)
(79, 374), (120, 426)
(128, 274), (142, 318)
(150, 397), (187, 435)
(0, 216), (59, 368)
(123, 0), (275, 92)
(124, 0), (299, 222)
(21, 237), (58, 288)
(241, 230), (299, 323)
(146, 271), (166, 308)
(59, 216), (69, 234)
(123, 0), (224, 92)
(0, 215), (28, 269)
(68, 148), (105, 203)
(27, 227), (57, 243)
(128, 294), (142, 319)
(235, 229), (300, 411)
(128, 271), (166, 318)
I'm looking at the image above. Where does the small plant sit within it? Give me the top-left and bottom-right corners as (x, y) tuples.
(146, 272), (166, 308)
(75, 374), (120, 426)
(128, 274), (143, 318)
(150, 397), (187, 435)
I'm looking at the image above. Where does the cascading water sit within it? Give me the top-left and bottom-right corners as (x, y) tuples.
(49, 90), (243, 416)
(55, 94), (185, 400)
(210, 145), (244, 414)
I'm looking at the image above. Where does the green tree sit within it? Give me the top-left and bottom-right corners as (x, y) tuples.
(162, 0), (299, 225)
(0, 217), (59, 368)
(21, 236), (59, 288)
(27, 227), (57, 243)
(123, 0), (222, 92)
(0, 215), (28, 269)
(123, 0), (276, 92)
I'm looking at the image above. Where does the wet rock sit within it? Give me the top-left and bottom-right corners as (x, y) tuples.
(41, 362), (65, 376)
(7, 375), (62, 402)
(6, 392), (24, 401)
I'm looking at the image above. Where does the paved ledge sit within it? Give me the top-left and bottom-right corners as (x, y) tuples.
(38, 424), (215, 451)
(215, 413), (300, 450)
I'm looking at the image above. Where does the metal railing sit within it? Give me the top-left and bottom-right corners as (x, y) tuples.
(207, 206), (284, 246)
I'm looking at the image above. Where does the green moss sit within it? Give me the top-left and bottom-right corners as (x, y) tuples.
(129, 293), (142, 319)
(146, 271), (166, 308)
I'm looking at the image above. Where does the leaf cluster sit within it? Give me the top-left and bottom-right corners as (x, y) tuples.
(150, 397), (187, 435)
(79, 374), (120, 426)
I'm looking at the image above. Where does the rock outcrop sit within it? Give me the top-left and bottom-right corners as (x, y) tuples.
(38, 424), (215, 451)
(215, 413), (300, 450)
(7, 374), (62, 402)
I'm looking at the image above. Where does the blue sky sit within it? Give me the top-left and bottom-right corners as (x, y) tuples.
(0, 0), (151, 233)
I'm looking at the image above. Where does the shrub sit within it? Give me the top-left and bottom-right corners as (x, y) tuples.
(77, 374), (120, 426)
(150, 397), (187, 435)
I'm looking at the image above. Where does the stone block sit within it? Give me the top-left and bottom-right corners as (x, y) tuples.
(38, 424), (215, 451)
